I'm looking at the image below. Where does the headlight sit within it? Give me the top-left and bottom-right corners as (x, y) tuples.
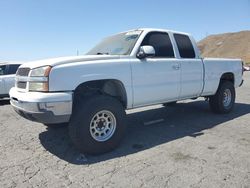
(29, 66), (52, 92)
(30, 66), (51, 77)
(29, 82), (49, 91)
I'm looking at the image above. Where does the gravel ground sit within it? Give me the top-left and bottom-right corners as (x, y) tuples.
(0, 72), (250, 188)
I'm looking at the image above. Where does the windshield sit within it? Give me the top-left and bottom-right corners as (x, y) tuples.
(87, 30), (142, 55)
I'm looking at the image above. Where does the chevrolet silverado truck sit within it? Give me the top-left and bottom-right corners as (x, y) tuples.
(10, 28), (244, 154)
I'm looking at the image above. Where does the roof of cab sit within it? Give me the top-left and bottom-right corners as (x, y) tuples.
(0, 61), (24, 65)
(139, 28), (190, 35)
(122, 28), (191, 36)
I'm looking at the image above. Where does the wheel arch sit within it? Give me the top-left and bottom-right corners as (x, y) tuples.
(220, 72), (235, 85)
(211, 72), (235, 95)
(74, 79), (128, 108)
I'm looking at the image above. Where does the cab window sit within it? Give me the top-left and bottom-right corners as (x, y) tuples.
(141, 32), (175, 58)
(174, 34), (195, 58)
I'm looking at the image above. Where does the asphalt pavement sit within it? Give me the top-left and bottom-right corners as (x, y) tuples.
(0, 72), (250, 188)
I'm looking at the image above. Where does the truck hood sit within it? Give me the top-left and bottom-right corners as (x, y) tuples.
(20, 55), (122, 69)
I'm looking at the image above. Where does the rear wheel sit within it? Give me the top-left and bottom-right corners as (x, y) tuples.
(69, 95), (126, 155)
(209, 81), (235, 114)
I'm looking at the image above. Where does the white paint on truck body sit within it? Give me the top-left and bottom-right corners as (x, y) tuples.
(9, 28), (243, 124)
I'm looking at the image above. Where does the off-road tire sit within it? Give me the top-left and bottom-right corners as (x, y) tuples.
(209, 81), (235, 114)
(69, 95), (126, 155)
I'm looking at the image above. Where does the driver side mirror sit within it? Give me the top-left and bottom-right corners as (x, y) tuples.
(136, 45), (155, 59)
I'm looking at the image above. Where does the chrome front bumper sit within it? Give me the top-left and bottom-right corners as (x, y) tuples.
(9, 88), (72, 124)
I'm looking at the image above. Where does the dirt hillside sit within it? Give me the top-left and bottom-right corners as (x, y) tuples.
(198, 31), (250, 63)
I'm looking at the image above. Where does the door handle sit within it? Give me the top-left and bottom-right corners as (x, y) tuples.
(172, 64), (180, 70)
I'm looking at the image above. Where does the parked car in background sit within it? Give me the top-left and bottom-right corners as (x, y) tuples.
(0, 62), (23, 98)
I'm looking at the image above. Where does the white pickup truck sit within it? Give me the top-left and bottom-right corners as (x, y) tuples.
(10, 28), (244, 154)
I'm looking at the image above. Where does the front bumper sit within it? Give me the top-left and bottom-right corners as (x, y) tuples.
(9, 88), (73, 124)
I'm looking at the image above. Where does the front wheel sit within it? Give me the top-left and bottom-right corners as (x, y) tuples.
(69, 95), (126, 155)
(209, 81), (235, 114)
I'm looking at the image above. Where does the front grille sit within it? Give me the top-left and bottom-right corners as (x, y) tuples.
(16, 68), (30, 76)
(17, 82), (27, 89)
(16, 68), (30, 89)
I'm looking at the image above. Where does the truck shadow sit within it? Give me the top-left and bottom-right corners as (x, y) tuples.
(0, 99), (10, 106)
(39, 101), (250, 165)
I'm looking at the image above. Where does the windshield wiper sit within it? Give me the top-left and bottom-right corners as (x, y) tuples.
(96, 52), (109, 55)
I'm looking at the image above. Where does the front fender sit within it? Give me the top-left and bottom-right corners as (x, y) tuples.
(48, 60), (133, 108)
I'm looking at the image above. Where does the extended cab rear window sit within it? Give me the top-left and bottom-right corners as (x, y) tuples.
(141, 32), (175, 58)
(174, 34), (195, 58)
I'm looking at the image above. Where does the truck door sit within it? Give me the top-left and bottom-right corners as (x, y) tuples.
(131, 32), (181, 107)
(173, 34), (204, 99)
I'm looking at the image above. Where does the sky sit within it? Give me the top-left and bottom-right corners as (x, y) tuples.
(0, 0), (249, 61)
